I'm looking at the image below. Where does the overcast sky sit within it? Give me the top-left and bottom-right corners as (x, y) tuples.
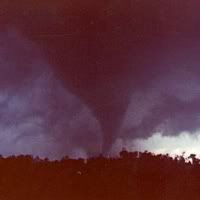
(1, 0), (200, 159)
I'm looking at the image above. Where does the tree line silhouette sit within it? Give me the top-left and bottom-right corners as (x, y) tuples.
(0, 150), (200, 200)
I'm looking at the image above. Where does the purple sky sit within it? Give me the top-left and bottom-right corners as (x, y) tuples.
(1, 1), (200, 158)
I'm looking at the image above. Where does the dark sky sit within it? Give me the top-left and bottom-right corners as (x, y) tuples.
(1, 0), (200, 158)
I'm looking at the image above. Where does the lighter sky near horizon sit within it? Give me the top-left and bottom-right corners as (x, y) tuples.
(112, 131), (200, 159)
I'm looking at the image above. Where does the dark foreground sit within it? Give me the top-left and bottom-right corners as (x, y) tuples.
(0, 151), (200, 200)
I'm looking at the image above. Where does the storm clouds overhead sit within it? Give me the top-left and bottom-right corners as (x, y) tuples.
(0, 30), (101, 159)
(1, 0), (200, 158)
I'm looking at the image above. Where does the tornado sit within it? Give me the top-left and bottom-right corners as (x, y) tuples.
(2, 0), (200, 154)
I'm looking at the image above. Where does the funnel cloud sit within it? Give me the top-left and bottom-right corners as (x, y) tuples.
(1, 1), (200, 157)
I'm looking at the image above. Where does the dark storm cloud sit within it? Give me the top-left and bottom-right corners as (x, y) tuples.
(0, 29), (102, 159)
(121, 66), (200, 140)
(1, 0), (200, 155)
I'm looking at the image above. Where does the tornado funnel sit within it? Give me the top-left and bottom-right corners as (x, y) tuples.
(3, 0), (197, 154)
